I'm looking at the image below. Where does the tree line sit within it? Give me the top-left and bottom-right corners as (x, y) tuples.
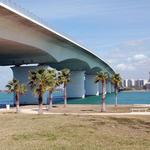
(6, 68), (121, 114)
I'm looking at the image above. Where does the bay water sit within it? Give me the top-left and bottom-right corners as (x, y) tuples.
(0, 91), (150, 106)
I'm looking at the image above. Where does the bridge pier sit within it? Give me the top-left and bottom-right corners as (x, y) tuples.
(85, 75), (99, 96)
(111, 84), (115, 93)
(99, 82), (102, 94)
(11, 66), (48, 105)
(106, 81), (112, 93)
(67, 71), (85, 98)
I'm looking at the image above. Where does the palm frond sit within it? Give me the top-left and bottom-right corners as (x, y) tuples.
(111, 73), (122, 88)
(95, 71), (108, 83)
(58, 68), (71, 86)
(6, 79), (27, 95)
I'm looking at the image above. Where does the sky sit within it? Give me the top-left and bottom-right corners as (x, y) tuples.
(0, 0), (150, 89)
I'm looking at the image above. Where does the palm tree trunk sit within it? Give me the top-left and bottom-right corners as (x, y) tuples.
(101, 80), (106, 112)
(48, 91), (52, 110)
(38, 92), (43, 114)
(64, 84), (67, 107)
(15, 92), (20, 113)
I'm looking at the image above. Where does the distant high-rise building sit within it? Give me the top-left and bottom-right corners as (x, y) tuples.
(148, 72), (150, 82)
(127, 79), (133, 87)
(145, 72), (150, 90)
(123, 77), (148, 89)
(122, 79), (127, 87)
(122, 79), (135, 88)
(134, 79), (145, 88)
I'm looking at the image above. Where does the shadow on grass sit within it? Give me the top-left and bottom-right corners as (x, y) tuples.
(12, 132), (57, 141)
(81, 109), (94, 112)
(109, 117), (150, 128)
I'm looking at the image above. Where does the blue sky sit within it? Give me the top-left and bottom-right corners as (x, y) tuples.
(1, 0), (150, 89)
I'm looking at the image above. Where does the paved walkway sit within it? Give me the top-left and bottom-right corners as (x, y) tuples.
(22, 109), (150, 115)
(1, 108), (150, 116)
(1, 104), (150, 116)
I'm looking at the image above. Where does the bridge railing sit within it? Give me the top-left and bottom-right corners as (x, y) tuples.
(0, 0), (86, 49)
(0, 0), (49, 27)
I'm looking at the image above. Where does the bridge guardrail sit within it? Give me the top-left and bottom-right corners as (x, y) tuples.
(0, 0), (86, 49)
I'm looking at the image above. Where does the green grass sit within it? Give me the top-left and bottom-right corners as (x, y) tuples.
(0, 113), (150, 150)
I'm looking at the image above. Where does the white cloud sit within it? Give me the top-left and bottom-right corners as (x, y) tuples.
(133, 54), (147, 60)
(116, 64), (126, 70)
(99, 38), (150, 79)
(116, 63), (135, 71)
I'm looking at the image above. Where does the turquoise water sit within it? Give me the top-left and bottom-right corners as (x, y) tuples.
(0, 91), (150, 105)
(59, 91), (150, 105)
(0, 93), (14, 105)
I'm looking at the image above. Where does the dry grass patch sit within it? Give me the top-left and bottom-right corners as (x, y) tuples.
(0, 114), (149, 150)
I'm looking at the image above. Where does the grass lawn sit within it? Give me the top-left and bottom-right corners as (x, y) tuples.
(0, 113), (150, 150)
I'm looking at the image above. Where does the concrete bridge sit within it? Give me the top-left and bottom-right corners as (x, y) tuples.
(0, 2), (115, 104)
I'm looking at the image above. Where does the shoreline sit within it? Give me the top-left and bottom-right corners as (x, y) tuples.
(121, 90), (149, 92)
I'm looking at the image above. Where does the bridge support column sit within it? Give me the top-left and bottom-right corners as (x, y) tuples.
(11, 66), (48, 105)
(85, 75), (99, 96)
(99, 82), (102, 94)
(111, 84), (115, 93)
(106, 81), (112, 93)
(67, 71), (85, 98)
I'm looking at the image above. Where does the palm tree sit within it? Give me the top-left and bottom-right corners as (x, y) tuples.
(58, 68), (70, 107)
(95, 71), (108, 112)
(28, 69), (48, 114)
(6, 79), (27, 113)
(46, 69), (58, 110)
(111, 73), (122, 107)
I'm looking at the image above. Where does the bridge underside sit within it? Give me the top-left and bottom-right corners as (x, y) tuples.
(0, 38), (114, 104)
(0, 38), (56, 65)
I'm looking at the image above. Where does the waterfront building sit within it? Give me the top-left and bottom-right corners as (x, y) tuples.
(145, 83), (150, 90)
(123, 79), (148, 89)
(145, 72), (150, 90)
(122, 79), (127, 87)
(123, 79), (135, 88)
(127, 79), (133, 87)
(134, 79), (147, 88)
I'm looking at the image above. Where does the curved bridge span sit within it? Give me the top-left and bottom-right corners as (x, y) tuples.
(0, 2), (115, 104)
